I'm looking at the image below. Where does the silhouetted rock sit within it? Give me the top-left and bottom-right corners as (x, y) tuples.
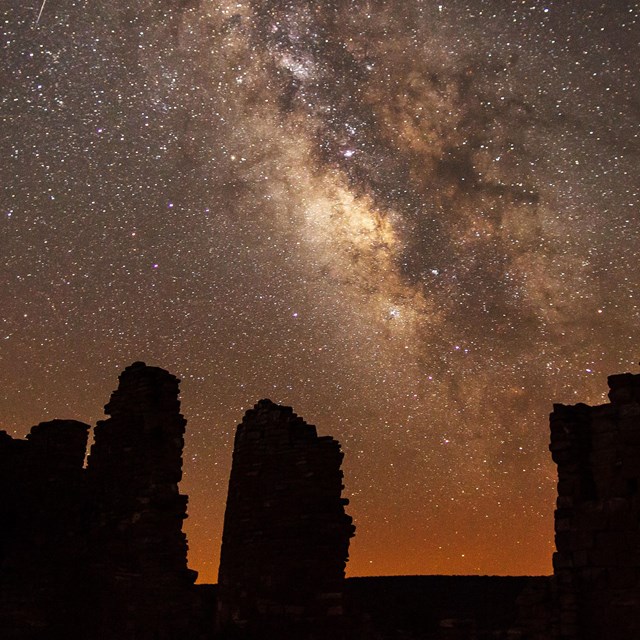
(513, 576), (554, 640)
(345, 575), (547, 640)
(4, 364), (640, 640)
(0, 420), (90, 638)
(0, 363), (204, 639)
(216, 399), (355, 638)
(87, 361), (198, 639)
(549, 371), (640, 639)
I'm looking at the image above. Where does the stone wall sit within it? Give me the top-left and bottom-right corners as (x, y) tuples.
(0, 363), (201, 639)
(217, 399), (355, 638)
(0, 420), (90, 638)
(6, 364), (640, 639)
(550, 372), (640, 639)
(87, 361), (198, 639)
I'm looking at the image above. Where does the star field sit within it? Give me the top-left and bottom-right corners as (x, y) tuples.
(1, 0), (639, 582)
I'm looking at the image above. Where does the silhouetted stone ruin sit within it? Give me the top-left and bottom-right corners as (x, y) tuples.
(0, 363), (202, 639)
(216, 399), (355, 639)
(3, 363), (640, 639)
(0, 420), (90, 638)
(550, 372), (640, 639)
(86, 362), (198, 639)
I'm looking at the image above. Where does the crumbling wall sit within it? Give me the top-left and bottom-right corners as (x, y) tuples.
(550, 372), (640, 639)
(0, 363), (202, 640)
(0, 420), (90, 638)
(87, 361), (198, 639)
(217, 399), (355, 638)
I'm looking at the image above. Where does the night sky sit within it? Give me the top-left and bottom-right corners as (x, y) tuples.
(2, 0), (638, 583)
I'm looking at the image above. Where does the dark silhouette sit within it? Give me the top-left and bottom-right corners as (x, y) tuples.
(216, 399), (356, 639)
(0, 420), (89, 638)
(0, 363), (203, 639)
(549, 372), (640, 639)
(345, 575), (548, 639)
(86, 361), (200, 639)
(1, 363), (639, 638)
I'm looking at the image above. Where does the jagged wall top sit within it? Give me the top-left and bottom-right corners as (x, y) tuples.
(607, 372), (640, 404)
(234, 398), (320, 450)
(104, 361), (182, 417)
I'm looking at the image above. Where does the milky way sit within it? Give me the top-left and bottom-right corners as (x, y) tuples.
(2, 0), (639, 581)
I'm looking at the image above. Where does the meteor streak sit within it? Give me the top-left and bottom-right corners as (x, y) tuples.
(36, 0), (47, 25)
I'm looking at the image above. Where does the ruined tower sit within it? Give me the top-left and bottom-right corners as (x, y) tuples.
(87, 361), (197, 639)
(550, 371), (640, 639)
(217, 399), (355, 638)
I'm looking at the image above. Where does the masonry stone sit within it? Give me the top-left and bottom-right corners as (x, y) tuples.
(216, 399), (355, 638)
(549, 371), (640, 639)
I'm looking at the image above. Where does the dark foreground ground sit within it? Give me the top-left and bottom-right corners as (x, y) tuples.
(345, 575), (545, 638)
(197, 574), (549, 639)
